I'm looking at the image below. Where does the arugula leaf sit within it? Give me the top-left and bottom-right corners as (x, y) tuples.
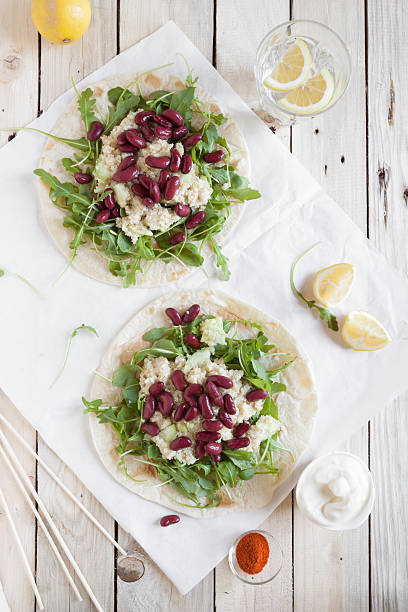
(62, 157), (78, 174)
(222, 450), (256, 470)
(209, 235), (230, 280)
(170, 86), (195, 117)
(224, 186), (261, 201)
(76, 87), (99, 131)
(51, 324), (98, 388)
(105, 88), (141, 134)
(290, 245), (339, 331)
(0, 269), (4, 278)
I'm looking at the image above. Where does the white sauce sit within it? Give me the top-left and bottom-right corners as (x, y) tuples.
(296, 452), (374, 530)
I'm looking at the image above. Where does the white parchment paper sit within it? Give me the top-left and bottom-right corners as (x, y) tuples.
(1, 22), (408, 594)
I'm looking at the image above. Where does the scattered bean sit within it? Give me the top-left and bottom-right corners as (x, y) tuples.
(87, 121), (104, 141)
(141, 123), (155, 142)
(186, 211), (206, 229)
(158, 169), (171, 191)
(131, 183), (149, 198)
(135, 110), (154, 125)
(205, 381), (224, 407)
(203, 150), (224, 163)
(125, 129), (146, 148)
(163, 175), (180, 200)
(171, 370), (188, 391)
(175, 203), (191, 217)
(218, 408), (233, 429)
(154, 125), (172, 140)
(117, 155), (135, 171)
(226, 437), (250, 450)
(157, 391), (174, 417)
(182, 304), (200, 322)
(138, 174), (151, 190)
(223, 394), (237, 415)
(169, 436), (192, 451)
(246, 389), (268, 401)
(95, 210), (110, 224)
(183, 384), (203, 407)
(172, 125), (188, 139)
(203, 420), (223, 432)
(149, 381), (164, 396)
(207, 375), (233, 389)
(234, 421), (250, 438)
(145, 155), (171, 169)
(161, 108), (184, 126)
(143, 395), (156, 419)
(169, 147), (182, 172)
(204, 442), (222, 455)
(74, 172), (92, 184)
(160, 514), (180, 527)
(173, 402), (188, 422)
(180, 153), (192, 174)
(196, 431), (221, 442)
(184, 405), (198, 421)
(142, 197), (154, 208)
(112, 165), (139, 183)
(141, 421), (160, 436)
(184, 333), (200, 348)
(149, 179), (161, 203)
(170, 232), (185, 245)
(183, 133), (202, 148)
(165, 307), (182, 326)
(111, 206), (120, 218)
(195, 441), (206, 459)
(152, 114), (172, 129)
(198, 393), (214, 420)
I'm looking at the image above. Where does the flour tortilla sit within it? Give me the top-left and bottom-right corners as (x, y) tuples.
(36, 73), (250, 287)
(89, 289), (318, 518)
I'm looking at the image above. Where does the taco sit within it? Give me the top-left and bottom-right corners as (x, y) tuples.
(34, 70), (261, 287)
(84, 289), (318, 517)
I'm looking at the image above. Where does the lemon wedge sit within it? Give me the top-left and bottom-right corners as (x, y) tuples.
(279, 68), (334, 115)
(263, 38), (312, 92)
(342, 311), (391, 351)
(313, 263), (355, 308)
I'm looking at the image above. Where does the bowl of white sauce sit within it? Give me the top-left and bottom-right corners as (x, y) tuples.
(296, 451), (375, 530)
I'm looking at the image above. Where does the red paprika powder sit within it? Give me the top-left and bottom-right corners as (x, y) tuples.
(235, 532), (269, 574)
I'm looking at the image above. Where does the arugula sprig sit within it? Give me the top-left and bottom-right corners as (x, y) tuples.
(290, 244), (339, 331)
(51, 324), (98, 388)
(84, 316), (293, 507)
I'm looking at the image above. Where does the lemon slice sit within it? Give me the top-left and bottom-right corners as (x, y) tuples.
(342, 311), (391, 351)
(313, 263), (355, 308)
(263, 38), (312, 92)
(278, 68), (334, 115)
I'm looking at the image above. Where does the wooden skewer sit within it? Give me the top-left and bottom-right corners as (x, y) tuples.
(0, 431), (105, 612)
(0, 413), (126, 557)
(0, 445), (82, 602)
(0, 484), (44, 610)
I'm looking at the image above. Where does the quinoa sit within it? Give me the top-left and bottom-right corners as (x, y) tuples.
(93, 110), (213, 244)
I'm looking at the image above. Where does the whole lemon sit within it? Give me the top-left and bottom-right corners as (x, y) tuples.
(31, 0), (91, 45)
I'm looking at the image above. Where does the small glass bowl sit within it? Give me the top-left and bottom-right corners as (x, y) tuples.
(228, 530), (283, 585)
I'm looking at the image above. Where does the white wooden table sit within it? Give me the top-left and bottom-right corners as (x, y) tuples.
(1, 1), (407, 610)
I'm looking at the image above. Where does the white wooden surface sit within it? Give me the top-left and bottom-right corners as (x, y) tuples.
(0, 1), (407, 610)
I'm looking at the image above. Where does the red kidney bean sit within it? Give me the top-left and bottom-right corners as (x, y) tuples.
(149, 179), (161, 203)
(160, 514), (180, 527)
(234, 421), (251, 438)
(171, 370), (188, 391)
(125, 129), (146, 149)
(183, 133), (202, 148)
(195, 440), (206, 459)
(223, 394), (237, 415)
(152, 114), (172, 129)
(183, 384), (203, 407)
(203, 150), (225, 163)
(184, 405), (198, 421)
(170, 232), (185, 245)
(207, 375), (233, 389)
(169, 147), (182, 172)
(172, 125), (188, 139)
(180, 153), (192, 174)
(117, 155), (135, 171)
(163, 175), (180, 200)
(204, 442), (222, 455)
(145, 155), (171, 169)
(103, 189), (115, 210)
(182, 304), (200, 323)
(135, 110), (154, 125)
(131, 183), (149, 198)
(97, 201), (106, 210)
(173, 402), (188, 422)
(141, 421), (160, 436)
(119, 143), (138, 153)
(142, 197), (154, 208)
(196, 431), (221, 442)
(143, 395), (156, 419)
(184, 334), (200, 349)
(161, 108), (184, 126)
(246, 389), (268, 401)
(205, 381), (224, 407)
(226, 437), (250, 450)
(157, 391), (174, 417)
(203, 420), (223, 432)
(149, 381), (164, 396)
(158, 169), (171, 191)
(218, 408), (233, 429)
(138, 175), (151, 191)
(186, 211), (206, 229)
(112, 165), (139, 183)
(154, 125), (172, 140)
(117, 132), (127, 146)
(165, 307), (182, 326)
(175, 203), (191, 217)
(74, 172), (92, 184)
(141, 122), (155, 142)
(111, 206), (120, 218)
(87, 121), (104, 141)
(169, 436), (192, 451)
(95, 210), (110, 224)
(198, 393), (214, 420)
(212, 453), (222, 463)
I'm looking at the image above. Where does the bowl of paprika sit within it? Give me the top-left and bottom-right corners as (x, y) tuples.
(228, 530), (283, 584)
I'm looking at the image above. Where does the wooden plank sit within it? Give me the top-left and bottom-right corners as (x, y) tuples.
(117, 1), (215, 609)
(366, 0), (408, 609)
(0, 3), (38, 610)
(290, 2), (370, 610)
(36, 2), (117, 609)
(214, 2), (292, 610)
